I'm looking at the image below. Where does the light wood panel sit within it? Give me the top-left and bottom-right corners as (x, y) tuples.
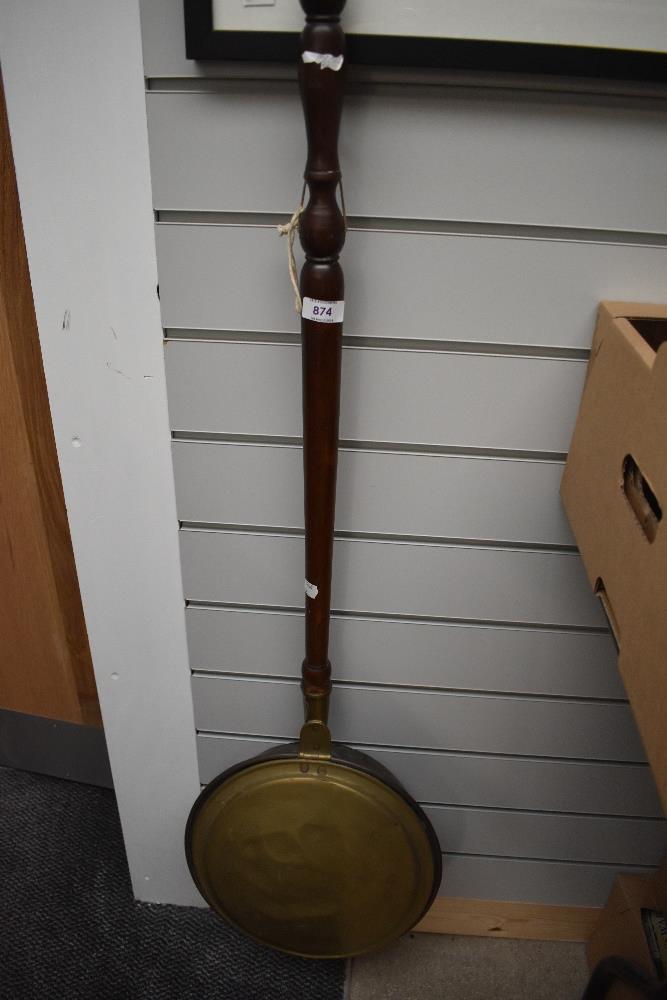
(186, 606), (622, 699)
(172, 441), (575, 546)
(0, 74), (99, 726)
(156, 223), (667, 349)
(165, 340), (586, 454)
(180, 530), (605, 628)
(414, 896), (601, 942)
(191, 675), (644, 761)
(197, 735), (663, 817)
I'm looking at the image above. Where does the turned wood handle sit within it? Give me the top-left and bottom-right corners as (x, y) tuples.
(298, 0), (347, 719)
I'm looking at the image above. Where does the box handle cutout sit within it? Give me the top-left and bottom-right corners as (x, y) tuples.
(627, 318), (667, 354)
(594, 579), (620, 650)
(622, 455), (662, 543)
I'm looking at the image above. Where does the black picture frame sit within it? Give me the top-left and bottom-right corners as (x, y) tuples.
(184, 0), (667, 83)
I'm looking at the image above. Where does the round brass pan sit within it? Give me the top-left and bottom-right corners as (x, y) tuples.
(186, 741), (441, 959)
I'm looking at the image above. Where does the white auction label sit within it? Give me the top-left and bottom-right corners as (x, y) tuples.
(302, 297), (345, 324)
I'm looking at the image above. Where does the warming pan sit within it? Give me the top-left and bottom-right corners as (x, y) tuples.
(186, 0), (442, 959)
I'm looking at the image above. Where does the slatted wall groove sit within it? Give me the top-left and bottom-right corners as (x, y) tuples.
(156, 224), (667, 349)
(140, 0), (666, 905)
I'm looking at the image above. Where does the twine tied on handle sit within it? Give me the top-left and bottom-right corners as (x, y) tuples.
(277, 202), (305, 314)
(277, 182), (348, 316)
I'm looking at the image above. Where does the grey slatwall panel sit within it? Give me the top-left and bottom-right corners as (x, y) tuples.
(422, 807), (664, 866)
(191, 783), (662, 867)
(165, 340), (586, 454)
(172, 441), (575, 546)
(191, 675), (644, 761)
(156, 223), (667, 349)
(145, 88), (667, 234)
(140, 0), (198, 79)
(180, 530), (605, 629)
(186, 607), (623, 700)
(197, 736), (663, 817)
(439, 856), (644, 907)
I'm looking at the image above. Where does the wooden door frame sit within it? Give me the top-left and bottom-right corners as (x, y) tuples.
(1, 71), (100, 729)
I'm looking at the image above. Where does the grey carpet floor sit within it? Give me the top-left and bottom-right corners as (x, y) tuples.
(0, 765), (345, 1000)
(349, 932), (590, 1000)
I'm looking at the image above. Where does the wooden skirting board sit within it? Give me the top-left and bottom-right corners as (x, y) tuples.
(415, 897), (600, 943)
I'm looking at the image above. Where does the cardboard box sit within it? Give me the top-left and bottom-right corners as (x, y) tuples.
(587, 874), (663, 971)
(561, 302), (667, 812)
(586, 869), (667, 997)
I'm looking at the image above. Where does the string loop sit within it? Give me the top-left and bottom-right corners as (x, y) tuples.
(277, 203), (305, 315)
(277, 181), (346, 315)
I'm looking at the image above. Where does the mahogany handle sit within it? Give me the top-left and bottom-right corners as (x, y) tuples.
(298, 0), (347, 724)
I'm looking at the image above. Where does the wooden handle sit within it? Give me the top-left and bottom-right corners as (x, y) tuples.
(298, 0), (347, 723)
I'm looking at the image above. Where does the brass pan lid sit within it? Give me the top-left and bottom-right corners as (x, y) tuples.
(187, 755), (440, 959)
